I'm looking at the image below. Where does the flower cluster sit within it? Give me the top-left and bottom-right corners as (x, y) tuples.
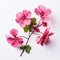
(6, 5), (54, 56)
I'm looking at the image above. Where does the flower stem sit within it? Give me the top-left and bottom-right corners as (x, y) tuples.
(19, 36), (28, 39)
(20, 30), (34, 56)
(20, 20), (42, 56)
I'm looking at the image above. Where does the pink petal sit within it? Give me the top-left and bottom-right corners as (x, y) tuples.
(16, 12), (23, 18)
(23, 10), (28, 16)
(11, 38), (23, 47)
(38, 5), (46, 12)
(48, 33), (54, 36)
(26, 11), (31, 18)
(33, 27), (40, 32)
(16, 18), (23, 23)
(41, 15), (49, 21)
(46, 9), (52, 15)
(42, 22), (47, 27)
(20, 23), (26, 27)
(7, 37), (15, 44)
(11, 40), (19, 47)
(35, 8), (40, 15)
(20, 19), (31, 28)
(15, 17), (20, 23)
(22, 10), (31, 18)
(44, 37), (50, 45)
(18, 38), (23, 44)
(10, 29), (18, 37)
(37, 36), (44, 46)
(37, 40), (40, 44)
(23, 10), (31, 17)
(36, 36), (40, 44)
(23, 19), (31, 25)
(40, 38), (44, 46)
(44, 28), (50, 36)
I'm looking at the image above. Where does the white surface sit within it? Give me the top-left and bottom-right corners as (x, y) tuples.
(0, 0), (60, 60)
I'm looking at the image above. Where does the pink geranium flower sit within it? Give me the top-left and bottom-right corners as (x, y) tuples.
(6, 29), (23, 47)
(36, 28), (53, 46)
(16, 10), (31, 27)
(35, 5), (52, 21)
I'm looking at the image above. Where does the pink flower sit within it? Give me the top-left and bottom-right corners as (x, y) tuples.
(33, 26), (40, 32)
(42, 22), (47, 27)
(6, 29), (23, 47)
(16, 10), (31, 27)
(36, 28), (53, 46)
(35, 5), (52, 21)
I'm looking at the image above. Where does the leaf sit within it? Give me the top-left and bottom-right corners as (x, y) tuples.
(20, 45), (26, 50)
(23, 25), (29, 32)
(29, 25), (33, 32)
(31, 17), (36, 25)
(20, 45), (31, 54)
(25, 45), (31, 53)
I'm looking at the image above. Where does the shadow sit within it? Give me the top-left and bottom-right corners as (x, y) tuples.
(49, 15), (56, 27)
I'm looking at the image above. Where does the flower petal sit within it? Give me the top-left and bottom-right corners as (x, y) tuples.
(23, 10), (28, 16)
(26, 11), (31, 18)
(38, 5), (46, 12)
(35, 8), (40, 15)
(11, 40), (19, 47)
(48, 33), (54, 36)
(23, 19), (31, 25)
(16, 17), (23, 23)
(44, 28), (50, 36)
(41, 15), (49, 21)
(7, 37), (15, 44)
(46, 9), (52, 15)
(11, 38), (23, 47)
(10, 29), (18, 37)
(36, 36), (41, 44)
(16, 12), (23, 18)
(18, 38), (23, 44)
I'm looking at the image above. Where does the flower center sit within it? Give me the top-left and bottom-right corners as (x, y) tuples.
(40, 11), (44, 17)
(14, 37), (18, 40)
(21, 15), (26, 20)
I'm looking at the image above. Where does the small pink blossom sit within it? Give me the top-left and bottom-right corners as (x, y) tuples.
(33, 26), (40, 32)
(36, 28), (53, 46)
(16, 10), (31, 27)
(6, 29), (23, 47)
(42, 22), (47, 27)
(35, 5), (52, 21)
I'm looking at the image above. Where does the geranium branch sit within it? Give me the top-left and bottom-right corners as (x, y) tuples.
(20, 30), (34, 56)
(20, 20), (42, 56)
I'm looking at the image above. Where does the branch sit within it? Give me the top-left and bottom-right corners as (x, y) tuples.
(20, 20), (42, 56)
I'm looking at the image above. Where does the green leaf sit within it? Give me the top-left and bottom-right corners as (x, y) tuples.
(25, 45), (31, 53)
(23, 25), (29, 32)
(20, 46), (24, 50)
(20, 46), (26, 50)
(29, 25), (33, 32)
(20, 45), (31, 53)
(31, 17), (36, 25)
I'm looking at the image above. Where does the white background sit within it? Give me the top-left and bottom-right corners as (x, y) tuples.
(0, 0), (60, 60)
